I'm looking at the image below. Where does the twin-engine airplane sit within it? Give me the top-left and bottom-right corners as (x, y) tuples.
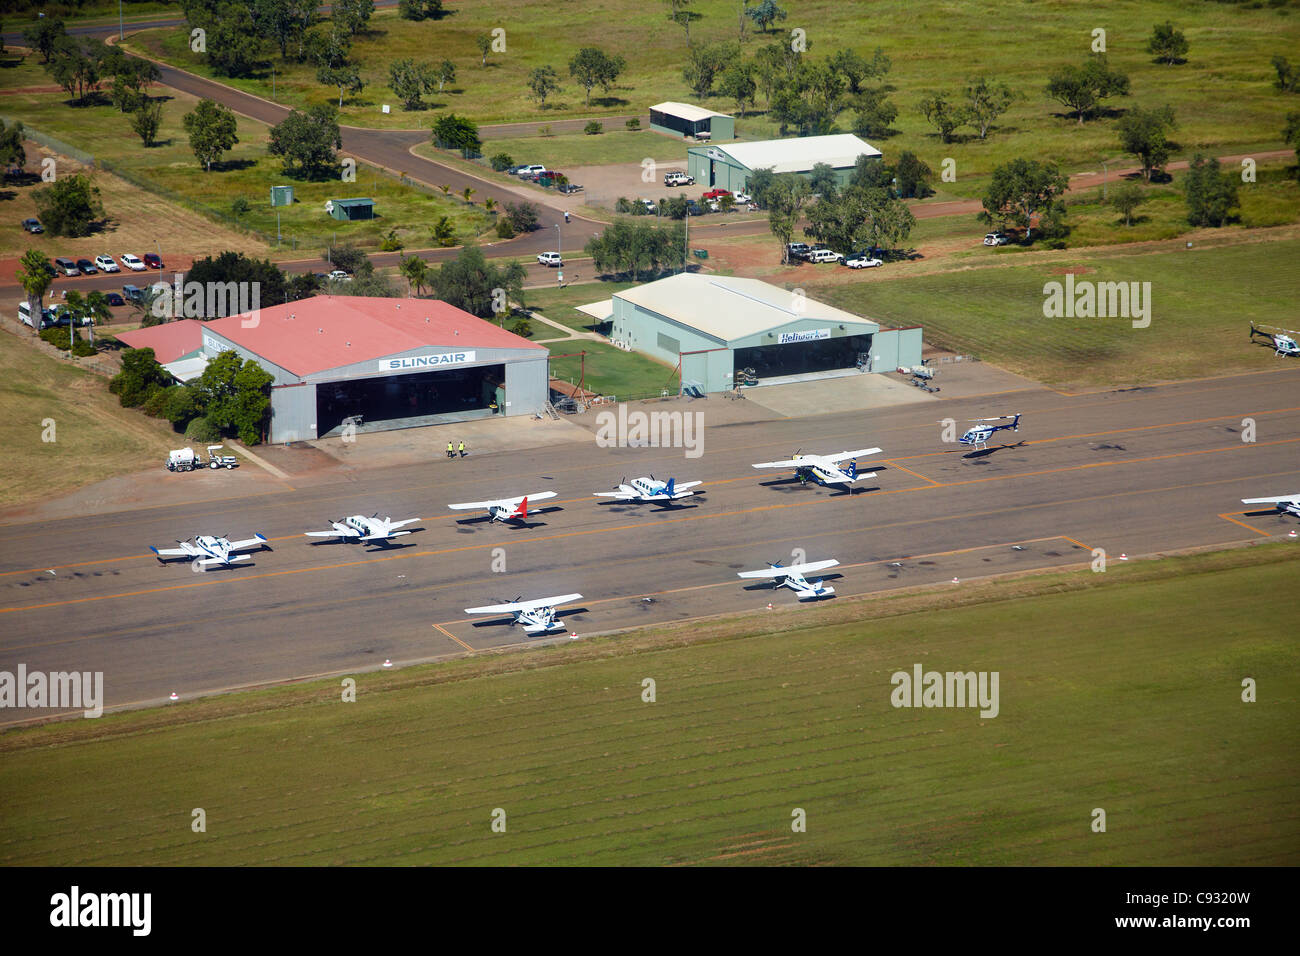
(752, 448), (881, 488)
(304, 514), (420, 543)
(150, 533), (268, 569)
(738, 559), (840, 600)
(594, 476), (702, 503)
(448, 491), (557, 524)
(464, 593), (584, 634)
(955, 415), (1021, 450)
(1241, 494), (1300, 520)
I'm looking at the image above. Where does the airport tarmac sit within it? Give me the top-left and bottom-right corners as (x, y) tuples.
(1, 367), (1297, 723)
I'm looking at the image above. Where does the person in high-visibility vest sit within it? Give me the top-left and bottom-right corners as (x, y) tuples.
(458, 440), (466, 458)
(446, 441), (454, 459)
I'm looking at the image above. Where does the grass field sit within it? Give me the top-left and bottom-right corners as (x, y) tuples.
(1, 543), (1295, 866)
(803, 234), (1300, 388)
(0, 54), (491, 254)
(125, 0), (1299, 184)
(0, 328), (176, 510)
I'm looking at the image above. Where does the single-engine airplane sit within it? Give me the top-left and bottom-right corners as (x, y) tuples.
(953, 414), (1021, 451)
(304, 514), (420, 543)
(751, 448), (881, 488)
(1241, 494), (1300, 520)
(448, 491), (557, 524)
(593, 476), (702, 503)
(737, 559), (840, 600)
(464, 593), (584, 634)
(150, 533), (268, 569)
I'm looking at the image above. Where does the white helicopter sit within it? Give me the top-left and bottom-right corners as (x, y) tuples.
(751, 448), (881, 488)
(953, 414), (1022, 451)
(737, 559), (840, 600)
(464, 593), (584, 635)
(1241, 494), (1300, 520)
(593, 476), (702, 503)
(447, 491), (557, 524)
(150, 533), (268, 570)
(304, 514), (420, 543)
(1249, 323), (1300, 357)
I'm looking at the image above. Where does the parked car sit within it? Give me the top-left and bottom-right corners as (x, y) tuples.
(701, 188), (732, 200)
(17, 301), (52, 330)
(664, 171), (695, 187)
(786, 242), (811, 260)
(21, 218), (43, 233)
(684, 199), (703, 215)
(76, 258), (97, 275)
(844, 255), (883, 269)
(732, 192), (752, 204)
(121, 253), (146, 272)
(557, 182), (583, 194)
(537, 251), (562, 267)
(95, 254), (120, 272)
(518, 164), (546, 177)
(53, 257), (79, 277)
(122, 284), (144, 303)
(143, 252), (164, 270)
(807, 248), (844, 264)
(326, 269), (352, 282)
(983, 232), (1009, 246)
(104, 292), (125, 307)
(638, 198), (657, 213)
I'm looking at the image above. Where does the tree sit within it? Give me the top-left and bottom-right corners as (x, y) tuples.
(268, 104), (341, 179)
(193, 350), (274, 444)
(254, 0), (315, 59)
(718, 61), (757, 118)
(1272, 55), (1299, 94)
(585, 220), (685, 280)
(0, 118), (25, 169)
(197, 3), (269, 78)
(108, 56), (161, 113)
(389, 58), (436, 110)
(527, 66), (562, 108)
(894, 151), (933, 199)
(1109, 181), (1144, 226)
(430, 244), (526, 318)
(851, 85), (898, 138)
(183, 99), (240, 171)
(186, 252), (290, 315)
(1046, 55), (1129, 124)
(979, 158), (1068, 241)
(808, 162), (839, 200)
(489, 152), (514, 171)
(830, 47), (889, 96)
(34, 173), (104, 237)
(964, 76), (1016, 139)
(431, 113), (481, 152)
(505, 201), (540, 232)
(333, 0), (374, 37)
(919, 92), (967, 143)
(399, 255), (429, 295)
(130, 99), (163, 147)
(16, 250), (53, 336)
(23, 16), (68, 64)
(47, 36), (108, 103)
(434, 58), (457, 93)
(683, 41), (738, 98)
(461, 186), (475, 204)
(1147, 22), (1189, 66)
(765, 174), (812, 262)
(322, 241), (368, 275)
(1183, 153), (1238, 227)
(431, 216), (456, 246)
(476, 33), (493, 68)
(569, 47), (626, 106)
(1284, 112), (1300, 173)
(1116, 105), (1177, 182)
(769, 61), (846, 136)
(745, 0), (787, 34)
(665, 0), (696, 42)
(109, 348), (172, 407)
(399, 0), (443, 20)
(317, 63), (363, 108)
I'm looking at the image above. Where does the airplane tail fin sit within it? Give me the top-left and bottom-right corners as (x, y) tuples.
(666, 477), (675, 497)
(846, 460), (858, 480)
(519, 496), (528, 519)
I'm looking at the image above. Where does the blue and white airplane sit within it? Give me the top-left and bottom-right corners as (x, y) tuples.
(305, 514), (420, 543)
(151, 533), (268, 570)
(594, 476), (702, 503)
(956, 415), (1022, 450)
(738, 559), (839, 600)
(752, 447), (881, 488)
(465, 593), (584, 635)
(1241, 494), (1300, 520)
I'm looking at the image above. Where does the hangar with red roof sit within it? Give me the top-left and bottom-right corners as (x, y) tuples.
(119, 296), (548, 443)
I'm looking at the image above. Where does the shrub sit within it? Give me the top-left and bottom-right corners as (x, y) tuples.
(505, 201), (540, 232)
(507, 316), (533, 337)
(379, 229), (404, 252)
(625, 117), (641, 131)
(490, 152), (514, 171)
(584, 120), (602, 135)
(185, 415), (222, 443)
(39, 326), (96, 356)
(495, 217), (516, 239)
(141, 387), (170, 418)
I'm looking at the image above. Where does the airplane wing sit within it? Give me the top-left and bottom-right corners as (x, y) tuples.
(227, 534), (268, 553)
(1242, 495), (1300, 505)
(197, 554), (250, 569)
(466, 593), (583, 614)
(365, 530), (412, 541)
(452, 491), (558, 510)
(150, 546), (192, 558)
(305, 527), (360, 538)
(738, 559), (840, 579)
(672, 481), (703, 492)
(821, 447), (882, 463)
(593, 491), (637, 499)
(752, 458), (804, 469)
(385, 518), (420, 529)
(448, 500), (499, 510)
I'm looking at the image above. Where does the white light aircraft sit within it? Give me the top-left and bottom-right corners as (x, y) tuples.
(150, 533), (268, 569)
(738, 559), (840, 600)
(954, 414), (1021, 450)
(304, 514), (420, 543)
(448, 491), (556, 524)
(751, 448), (881, 488)
(1241, 494), (1300, 519)
(593, 476), (702, 503)
(464, 593), (584, 634)
(1249, 323), (1300, 357)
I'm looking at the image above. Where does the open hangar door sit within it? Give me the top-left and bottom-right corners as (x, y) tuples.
(734, 333), (873, 381)
(316, 364), (505, 437)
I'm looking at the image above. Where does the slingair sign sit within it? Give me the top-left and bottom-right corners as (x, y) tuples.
(778, 329), (831, 345)
(380, 352), (476, 372)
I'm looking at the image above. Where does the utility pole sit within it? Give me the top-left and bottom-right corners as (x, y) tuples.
(119, 0), (124, 41)
(1101, 159), (1108, 202)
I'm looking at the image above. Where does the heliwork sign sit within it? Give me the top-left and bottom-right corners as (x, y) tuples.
(777, 329), (831, 345)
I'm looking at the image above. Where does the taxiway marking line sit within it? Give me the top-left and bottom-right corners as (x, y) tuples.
(883, 460), (940, 486)
(1216, 512), (1273, 537)
(432, 623), (473, 650)
(1061, 535), (1095, 552)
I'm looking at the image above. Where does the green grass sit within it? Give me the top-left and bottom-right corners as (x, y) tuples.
(124, 0), (1300, 184)
(458, 128), (708, 169)
(1, 544), (1295, 865)
(549, 340), (678, 398)
(525, 280), (638, 333)
(0, 55), (491, 253)
(806, 236), (1300, 387)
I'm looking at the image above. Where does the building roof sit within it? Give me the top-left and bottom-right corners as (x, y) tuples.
(701, 134), (881, 174)
(650, 101), (731, 122)
(611, 274), (878, 343)
(115, 319), (204, 364)
(206, 296), (545, 377)
(328, 198), (374, 207)
(163, 356), (209, 382)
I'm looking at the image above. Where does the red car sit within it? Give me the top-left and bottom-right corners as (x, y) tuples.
(143, 252), (164, 270)
(701, 188), (732, 200)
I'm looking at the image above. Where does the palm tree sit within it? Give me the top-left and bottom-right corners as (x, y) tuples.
(461, 186), (476, 204)
(438, 184), (451, 196)
(400, 255), (429, 296)
(17, 249), (52, 336)
(484, 197), (498, 214)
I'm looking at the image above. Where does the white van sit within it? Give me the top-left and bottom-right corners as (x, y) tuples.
(17, 301), (48, 329)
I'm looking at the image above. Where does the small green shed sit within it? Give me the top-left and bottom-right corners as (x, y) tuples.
(326, 198), (375, 221)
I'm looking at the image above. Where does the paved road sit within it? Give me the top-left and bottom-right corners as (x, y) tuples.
(2, 367), (1297, 723)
